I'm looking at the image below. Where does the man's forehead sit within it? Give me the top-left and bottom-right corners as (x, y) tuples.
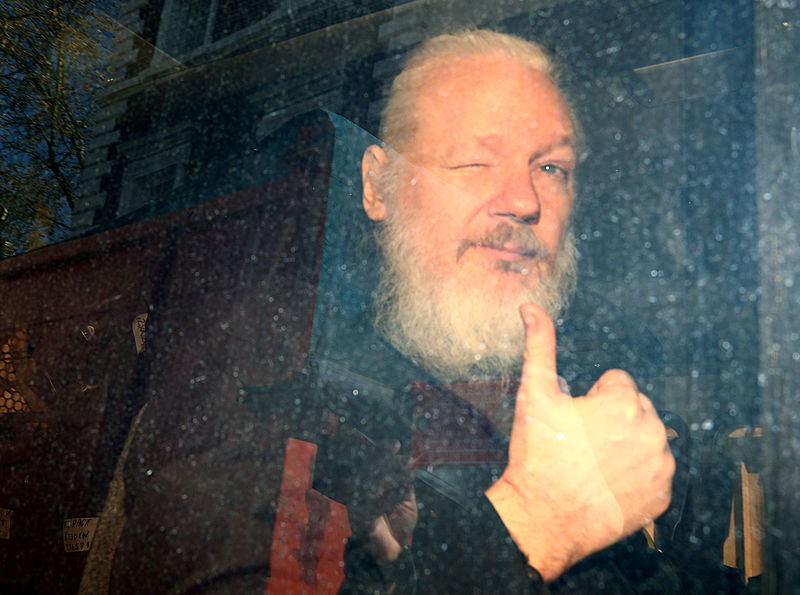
(404, 57), (575, 160)
(455, 132), (575, 154)
(417, 53), (555, 94)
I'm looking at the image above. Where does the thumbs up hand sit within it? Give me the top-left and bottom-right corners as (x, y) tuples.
(485, 304), (674, 582)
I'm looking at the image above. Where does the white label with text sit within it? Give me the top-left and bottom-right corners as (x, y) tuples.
(63, 517), (99, 552)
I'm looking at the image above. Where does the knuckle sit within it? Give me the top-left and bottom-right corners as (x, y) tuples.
(656, 490), (672, 516)
(665, 450), (676, 477)
(652, 417), (669, 444)
(638, 394), (656, 410)
(642, 413), (668, 443)
(599, 368), (636, 387)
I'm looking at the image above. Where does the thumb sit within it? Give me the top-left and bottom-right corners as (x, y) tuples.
(519, 303), (562, 401)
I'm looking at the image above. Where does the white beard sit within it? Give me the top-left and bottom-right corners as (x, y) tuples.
(372, 208), (578, 383)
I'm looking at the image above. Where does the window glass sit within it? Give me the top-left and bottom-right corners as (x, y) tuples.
(1, 1), (798, 593)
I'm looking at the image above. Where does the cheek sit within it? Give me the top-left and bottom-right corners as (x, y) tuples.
(541, 200), (573, 246)
(537, 216), (567, 253)
(404, 175), (470, 239)
(391, 185), (451, 264)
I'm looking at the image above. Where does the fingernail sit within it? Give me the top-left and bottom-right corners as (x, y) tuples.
(520, 304), (537, 327)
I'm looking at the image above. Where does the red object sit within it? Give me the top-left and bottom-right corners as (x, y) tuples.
(267, 438), (352, 594)
(0, 110), (335, 592)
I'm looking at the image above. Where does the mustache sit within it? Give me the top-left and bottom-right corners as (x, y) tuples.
(456, 222), (551, 262)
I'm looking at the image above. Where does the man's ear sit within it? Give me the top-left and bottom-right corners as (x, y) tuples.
(362, 144), (389, 221)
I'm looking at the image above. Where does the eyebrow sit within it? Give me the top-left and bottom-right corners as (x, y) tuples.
(474, 134), (503, 152)
(440, 133), (576, 162)
(475, 134), (576, 159)
(528, 135), (577, 162)
(437, 136), (501, 162)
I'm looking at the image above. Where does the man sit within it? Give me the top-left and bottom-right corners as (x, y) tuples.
(332, 29), (676, 591)
(108, 29), (677, 594)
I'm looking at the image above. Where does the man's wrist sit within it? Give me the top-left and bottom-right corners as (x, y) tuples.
(485, 476), (576, 582)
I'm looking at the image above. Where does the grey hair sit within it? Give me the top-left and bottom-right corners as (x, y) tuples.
(379, 29), (559, 154)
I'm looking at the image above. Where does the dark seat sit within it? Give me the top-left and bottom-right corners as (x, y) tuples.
(0, 109), (339, 593)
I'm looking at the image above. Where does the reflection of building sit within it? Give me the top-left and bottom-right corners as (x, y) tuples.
(71, 0), (409, 234)
(75, 0), (761, 425)
(14, 0), (797, 589)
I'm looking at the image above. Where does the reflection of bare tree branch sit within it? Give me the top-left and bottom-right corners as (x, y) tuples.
(0, 0), (111, 252)
(0, 11), (43, 21)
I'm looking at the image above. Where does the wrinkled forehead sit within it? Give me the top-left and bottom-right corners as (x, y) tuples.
(404, 54), (575, 160)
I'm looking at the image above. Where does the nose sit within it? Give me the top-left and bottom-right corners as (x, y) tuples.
(488, 165), (541, 225)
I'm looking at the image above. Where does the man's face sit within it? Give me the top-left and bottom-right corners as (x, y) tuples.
(364, 52), (578, 380)
(384, 53), (576, 303)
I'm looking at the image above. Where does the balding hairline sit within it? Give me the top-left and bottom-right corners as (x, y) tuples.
(379, 30), (559, 155)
